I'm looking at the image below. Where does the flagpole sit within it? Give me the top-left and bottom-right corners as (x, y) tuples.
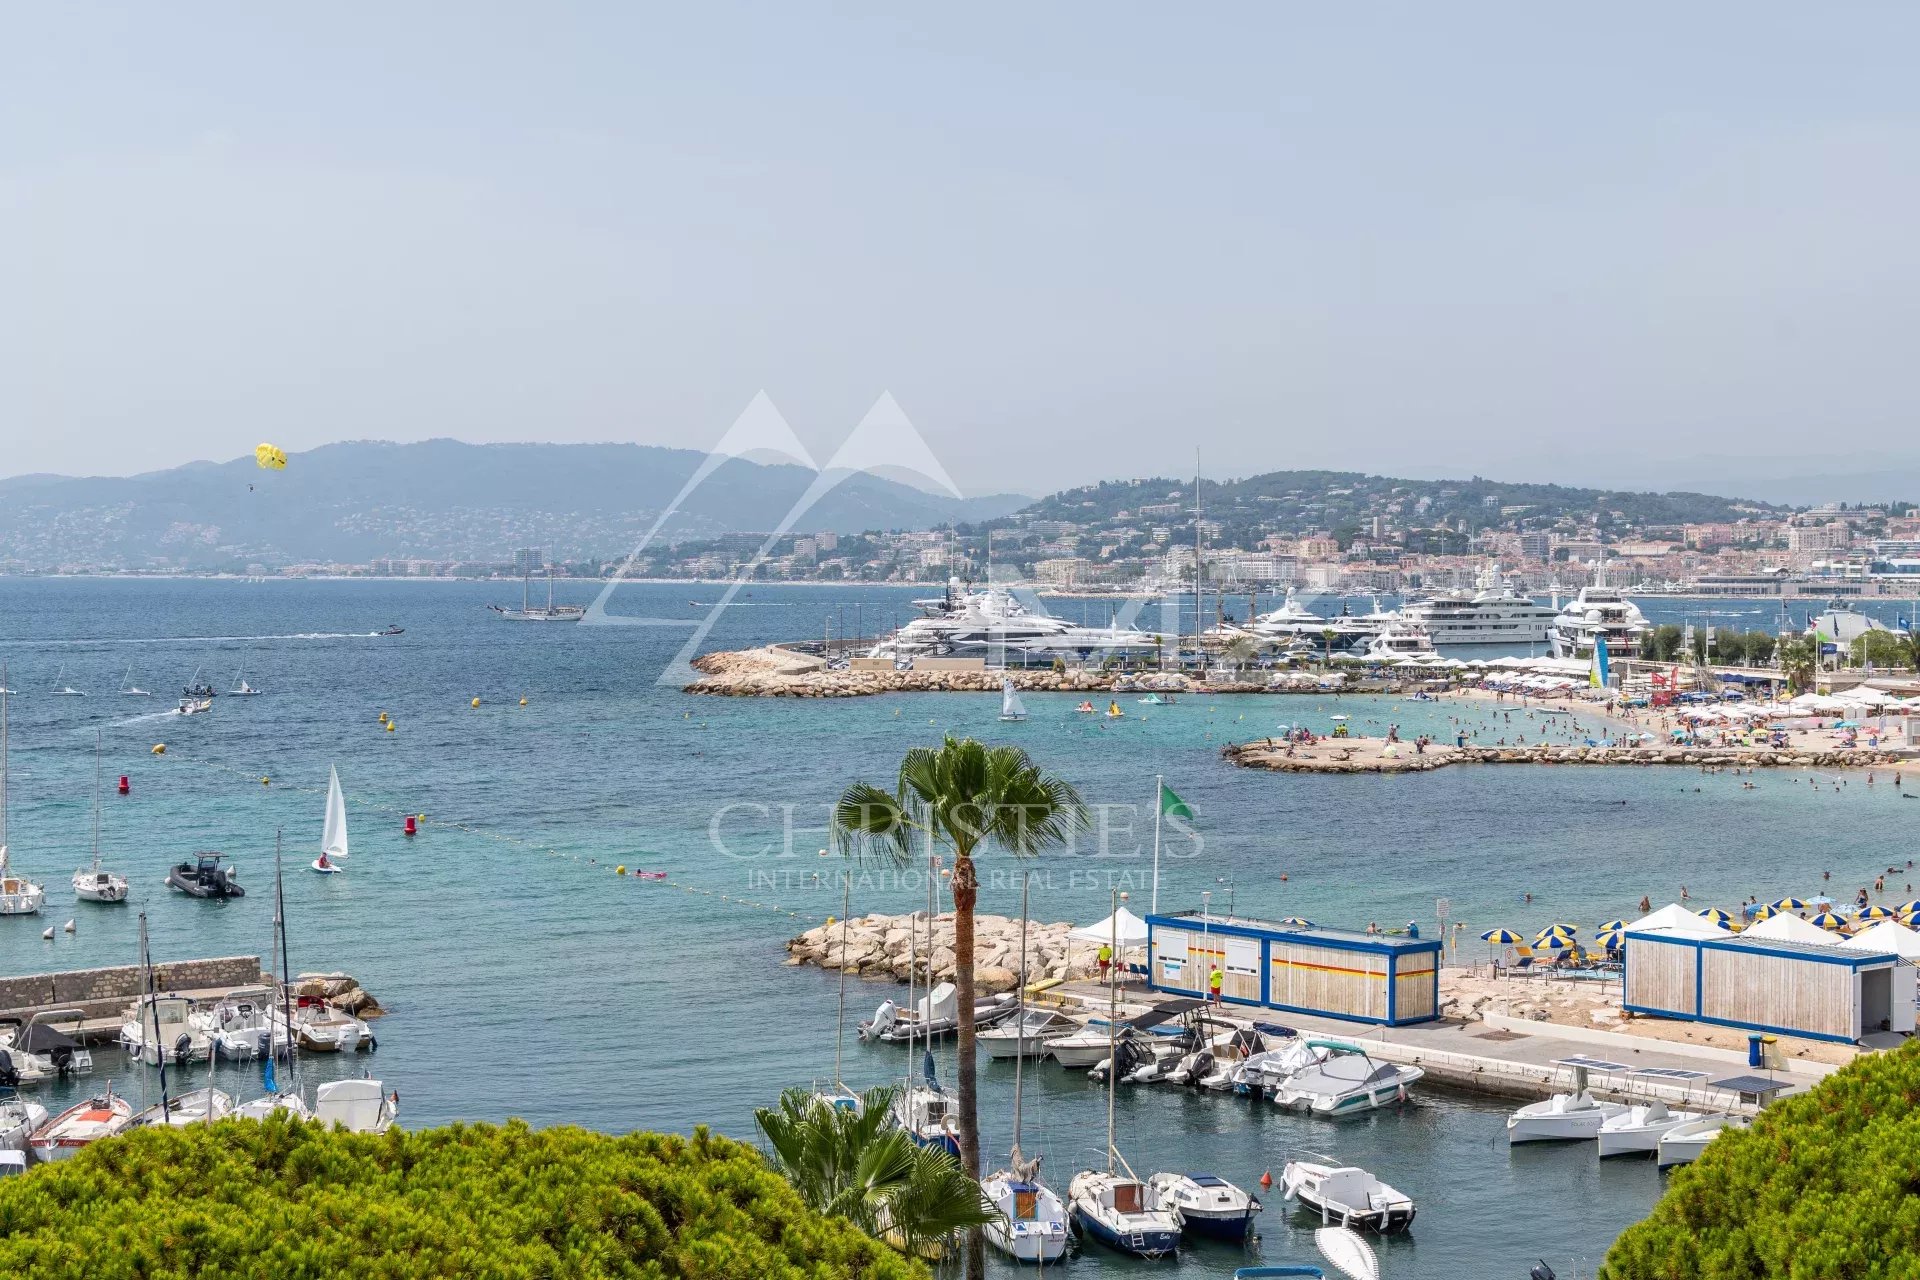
(1151, 774), (1163, 916)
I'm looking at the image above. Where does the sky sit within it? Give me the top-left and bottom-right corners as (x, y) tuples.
(3, 4), (1919, 502)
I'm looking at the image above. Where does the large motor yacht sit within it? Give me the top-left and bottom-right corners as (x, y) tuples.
(1402, 564), (1556, 646)
(1548, 560), (1650, 660)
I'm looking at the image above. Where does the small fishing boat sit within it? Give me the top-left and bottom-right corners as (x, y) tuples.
(1149, 1170), (1262, 1240)
(1596, 1100), (1703, 1158)
(49, 665), (85, 697)
(1506, 1090), (1628, 1144)
(998, 677), (1027, 722)
(131, 1086), (234, 1128)
(977, 1007), (1081, 1060)
(167, 853), (244, 897)
(73, 732), (129, 903)
(859, 983), (1017, 1042)
(0, 1089), (48, 1153)
(119, 994), (212, 1066)
(312, 764), (350, 875)
(1273, 1044), (1423, 1117)
(278, 994), (372, 1053)
(1656, 1115), (1747, 1168)
(119, 665), (151, 697)
(29, 1087), (134, 1161)
(193, 986), (290, 1061)
(1281, 1161), (1416, 1233)
(312, 1078), (398, 1134)
(0, 679), (45, 918)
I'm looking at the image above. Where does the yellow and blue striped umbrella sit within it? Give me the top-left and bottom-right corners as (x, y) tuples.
(1772, 897), (1808, 910)
(1859, 905), (1897, 921)
(1598, 919), (1625, 932)
(1596, 927), (1627, 949)
(1749, 904), (1781, 921)
(1280, 916), (1314, 927)
(1809, 911), (1848, 931)
(1481, 927), (1524, 944)
(1694, 907), (1734, 929)
(1534, 934), (1577, 951)
(1896, 901), (1920, 918)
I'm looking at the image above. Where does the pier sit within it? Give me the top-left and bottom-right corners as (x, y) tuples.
(0, 957), (381, 1044)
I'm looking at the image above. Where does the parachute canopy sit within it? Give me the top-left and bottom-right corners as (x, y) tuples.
(254, 443), (287, 470)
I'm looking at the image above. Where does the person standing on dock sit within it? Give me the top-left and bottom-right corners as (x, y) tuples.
(1097, 943), (1112, 979)
(1208, 965), (1224, 1006)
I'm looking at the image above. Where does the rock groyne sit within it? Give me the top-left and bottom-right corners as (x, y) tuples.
(1223, 737), (1910, 774)
(786, 911), (1095, 991)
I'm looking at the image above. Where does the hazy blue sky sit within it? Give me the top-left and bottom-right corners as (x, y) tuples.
(4, 4), (1918, 500)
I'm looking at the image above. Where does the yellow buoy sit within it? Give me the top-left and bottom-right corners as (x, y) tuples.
(471, 697), (481, 709)
(261, 777), (270, 786)
(151, 743), (166, 755)
(385, 721), (396, 732)
(519, 697), (527, 706)
(615, 865), (626, 876)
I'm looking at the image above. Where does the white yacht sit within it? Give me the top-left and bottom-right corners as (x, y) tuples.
(132, 1086), (235, 1128)
(888, 1070), (960, 1159)
(312, 763), (350, 875)
(1273, 1044), (1423, 1117)
(1230, 589), (1387, 654)
(0, 680), (43, 917)
(1596, 1100), (1702, 1158)
(1280, 1161), (1416, 1233)
(1362, 621), (1438, 661)
(1402, 564), (1556, 645)
(274, 995), (372, 1054)
(1548, 560), (1650, 660)
(977, 1007), (1080, 1060)
(983, 1165), (1071, 1263)
(73, 732), (129, 904)
(875, 585), (1160, 662)
(193, 986), (291, 1061)
(1656, 1115), (1747, 1168)
(49, 665), (85, 696)
(998, 677), (1028, 722)
(1506, 1090), (1627, 1144)
(489, 560), (584, 622)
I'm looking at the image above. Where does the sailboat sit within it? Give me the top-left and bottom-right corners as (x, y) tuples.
(809, 871), (862, 1113)
(998, 677), (1028, 723)
(237, 836), (314, 1121)
(119, 665), (150, 697)
(888, 857), (960, 1157)
(1067, 889), (1181, 1259)
(489, 555), (585, 622)
(982, 872), (1070, 1263)
(49, 664), (85, 697)
(228, 665), (262, 696)
(0, 673), (45, 917)
(72, 732), (129, 903)
(312, 765), (349, 874)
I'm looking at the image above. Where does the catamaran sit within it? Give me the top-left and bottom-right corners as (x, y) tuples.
(0, 674), (45, 917)
(998, 677), (1027, 723)
(313, 764), (349, 875)
(72, 732), (129, 903)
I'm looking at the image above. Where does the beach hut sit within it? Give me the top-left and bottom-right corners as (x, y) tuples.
(1145, 911), (1440, 1027)
(1624, 908), (1914, 1043)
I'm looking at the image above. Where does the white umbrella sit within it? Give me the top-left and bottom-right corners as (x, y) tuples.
(1069, 908), (1151, 950)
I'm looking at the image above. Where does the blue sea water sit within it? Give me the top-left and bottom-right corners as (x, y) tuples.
(0, 577), (1912, 1279)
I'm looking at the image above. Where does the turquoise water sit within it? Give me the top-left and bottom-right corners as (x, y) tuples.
(0, 578), (1910, 1278)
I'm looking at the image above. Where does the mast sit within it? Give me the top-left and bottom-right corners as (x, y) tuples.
(835, 868), (850, 1089)
(0, 665), (8, 868)
(522, 552), (531, 613)
(1105, 887), (1120, 1173)
(91, 730), (102, 872)
(274, 831), (297, 1095)
(140, 910), (170, 1118)
(1010, 871), (1029, 1163)
(1193, 453), (1203, 657)
(903, 864), (917, 1099)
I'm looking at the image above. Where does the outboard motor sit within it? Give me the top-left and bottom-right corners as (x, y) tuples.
(173, 1033), (193, 1064)
(865, 1001), (896, 1041)
(1531, 1262), (1557, 1280)
(0, 1053), (20, 1089)
(49, 1046), (73, 1077)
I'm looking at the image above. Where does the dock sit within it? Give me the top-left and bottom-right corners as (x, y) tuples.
(0, 957), (380, 1045)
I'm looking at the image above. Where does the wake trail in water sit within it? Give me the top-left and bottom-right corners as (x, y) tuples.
(0, 631), (389, 647)
(109, 709), (189, 727)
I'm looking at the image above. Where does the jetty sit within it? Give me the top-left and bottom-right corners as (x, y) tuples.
(0, 956), (381, 1043)
(1222, 736), (1910, 774)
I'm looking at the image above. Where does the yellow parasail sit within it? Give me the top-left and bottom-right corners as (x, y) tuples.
(254, 443), (287, 470)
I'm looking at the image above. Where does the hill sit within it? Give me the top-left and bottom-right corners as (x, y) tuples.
(0, 440), (1027, 571)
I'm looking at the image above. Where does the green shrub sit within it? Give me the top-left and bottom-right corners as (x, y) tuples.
(1604, 1040), (1920, 1279)
(0, 1116), (925, 1280)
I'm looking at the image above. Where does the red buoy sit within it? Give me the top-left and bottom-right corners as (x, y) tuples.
(404, 815), (416, 836)
(1259, 1169), (1272, 1190)
(117, 775), (130, 795)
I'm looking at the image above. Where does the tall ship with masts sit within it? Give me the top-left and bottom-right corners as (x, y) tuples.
(490, 547), (585, 622)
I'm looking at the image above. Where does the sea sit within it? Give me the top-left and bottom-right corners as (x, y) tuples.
(0, 577), (1914, 1280)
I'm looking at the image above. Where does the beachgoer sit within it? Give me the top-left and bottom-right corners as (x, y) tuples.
(1208, 967), (1224, 1006)
(1639, 895), (1652, 913)
(1097, 943), (1112, 978)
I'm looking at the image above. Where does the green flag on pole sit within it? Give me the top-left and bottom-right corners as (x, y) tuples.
(1159, 782), (1193, 820)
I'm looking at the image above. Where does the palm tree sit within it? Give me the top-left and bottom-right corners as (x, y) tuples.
(832, 737), (1086, 1280)
(1779, 633), (1817, 693)
(1222, 634), (1259, 672)
(755, 1085), (994, 1258)
(1320, 627), (1338, 666)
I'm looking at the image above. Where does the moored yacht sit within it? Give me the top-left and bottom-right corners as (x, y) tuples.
(1656, 1115), (1747, 1168)
(1402, 564), (1556, 645)
(0, 678), (45, 917)
(983, 1166), (1071, 1263)
(119, 994), (213, 1066)
(1068, 1169), (1182, 1259)
(1281, 1161), (1416, 1233)
(1148, 1170), (1262, 1241)
(1548, 559), (1650, 660)
(313, 1078), (399, 1133)
(1273, 1043), (1423, 1116)
(1362, 621), (1437, 661)
(0, 1090), (48, 1153)
(73, 732), (129, 904)
(131, 1086), (235, 1128)
(977, 1007), (1080, 1060)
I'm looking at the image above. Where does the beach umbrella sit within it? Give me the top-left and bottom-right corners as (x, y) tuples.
(1809, 911), (1848, 931)
(1694, 907), (1734, 929)
(1597, 919), (1625, 932)
(1596, 927), (1626, 949)
(1859, 905), (1897, 921)
(1749, 904), (1781, 921)
(1772, 896), (1808, 910)
(1533, 934), (1577, 951)
(1895, 900), (1920, 917)
(1279, 916), (1313, 927)
(1481, 928), (1524, 944)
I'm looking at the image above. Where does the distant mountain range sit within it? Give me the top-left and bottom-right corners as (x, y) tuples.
(0, 440), (1028, 571)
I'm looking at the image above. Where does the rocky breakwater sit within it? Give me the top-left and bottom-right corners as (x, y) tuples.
(787, 912), (1093, 992)
(293, 972), (385, 1018)
(1225, 737), (1910, 774)
(688, 647), (1117, 698)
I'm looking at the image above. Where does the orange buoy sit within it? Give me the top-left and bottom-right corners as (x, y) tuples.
(1259, 1169), (1272, 1190)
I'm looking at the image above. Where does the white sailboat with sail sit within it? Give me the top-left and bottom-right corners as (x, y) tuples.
(998, 677), (1028, 722)
(228, 664), (261, 696)
(72, 732), (129, 903)
(119, 665), (151, 697)
(312, 765), (349, 875)
(50, 664), (85, 696)
(0, 672), (45, 917)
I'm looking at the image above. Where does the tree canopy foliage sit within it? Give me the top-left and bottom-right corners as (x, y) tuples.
(0, 1115), (925, 1280)
(1604, 1040), (1920, 1279)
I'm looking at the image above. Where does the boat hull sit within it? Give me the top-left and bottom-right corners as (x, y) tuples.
(1507, 1108), (1618, 1144)
(1070, 1205), (1179, 1260)
(1178, 1205), (1260, 1241)
(1291, 1189), (1415, 1234)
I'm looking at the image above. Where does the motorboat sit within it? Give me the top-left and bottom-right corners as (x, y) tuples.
(73, 731), (129, 903)
(1198, 1024), (1300, 1091)
(1596, 1100), (1703, 1158)
(276, 994), (372, 1053)
(313, 763), (351, 875)
(29, 1087), (134, 1161)
(858, 983), (1016, 1043)
(0, 1151), (22, 1177)
(1281, 1161), (1416, 1234)
(378, 624), (405, 636)
(119, 994), (213, 1066)
(1050, 1021), (1132, 1069)
(131, 1086), (235, 1128)
(313, 1078), (398, 1134)
(1548, 559), (1650, 660)
(0, 1090), (48, 1153)
(177, 693), (213, 715)
(1227, 1037), (1328, 1095)
(167, 852), (245, 898)
(1068, 1169), (1181, 1259)
(1506, 1090), (1628, 1144)
(983, 1168), (1071, 1263)
(998, 677), (1027, 723)
(1401, 563), (1556, 646)
(234, 1090), (315, 1122)
(1362, 621), (1437, 662)
(977, 1007), (1081, 1060)
(0, 680), (46, 917)
(0, 1011), (92, 1084)
(1657, 1115), (1747, 1168)
(1149, 1170), (1261, 1241)
(193, 986), (291, 1061)
(1273, 1044), (1423, 1117)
